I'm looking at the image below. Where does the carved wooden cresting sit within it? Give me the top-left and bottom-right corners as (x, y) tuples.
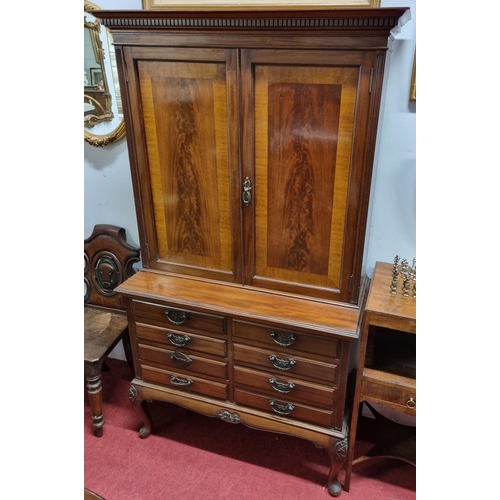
(84, 225), (141, 309)
(93, 7), (410, 496)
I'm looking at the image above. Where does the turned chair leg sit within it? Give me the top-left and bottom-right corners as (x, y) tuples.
(86, 373), (104, 438)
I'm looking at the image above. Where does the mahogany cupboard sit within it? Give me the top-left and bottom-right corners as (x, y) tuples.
(92, 7), (410, 496)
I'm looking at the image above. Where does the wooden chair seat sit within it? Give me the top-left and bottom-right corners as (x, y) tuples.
(84, 308), (128, 366)
(84, 225), (140, 437)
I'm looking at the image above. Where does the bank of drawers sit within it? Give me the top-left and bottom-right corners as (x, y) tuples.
(132, 300), (229, 400)
(232, 320), (342, 429)
(131, 300), (345, 429)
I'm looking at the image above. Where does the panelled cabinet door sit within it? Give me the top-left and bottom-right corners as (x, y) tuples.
(241, 50), (376, 302)
(124, 47), (242, 283)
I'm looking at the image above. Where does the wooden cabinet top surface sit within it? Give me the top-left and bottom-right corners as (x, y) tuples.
(117, 270), (363, 339)
(365, 262), (416, 333)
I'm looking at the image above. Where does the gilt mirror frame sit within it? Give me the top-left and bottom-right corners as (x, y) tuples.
(84, 1), (126, 147)
(84, 5), (113, 127)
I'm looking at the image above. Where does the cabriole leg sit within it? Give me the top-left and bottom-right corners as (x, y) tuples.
(129, 385), (153, 438)
(327, 437), (348, 497)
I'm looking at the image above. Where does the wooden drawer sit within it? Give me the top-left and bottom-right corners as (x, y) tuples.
(132, 300), (225, 336)
(233, 366), (337, 410)
(233, 320), (339, 361)
(362, 368), (416, 414)
(233, 344), (338, 385)
(234, 388), (333, 427)
(136, 323), (227, 357)
(141, 364), (228, 400)
(138, 343), (228, 379)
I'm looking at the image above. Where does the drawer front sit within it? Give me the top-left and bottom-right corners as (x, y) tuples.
(138, 343), (227, 379)
(234, 388), (333, 428)
(136, 323), (227, 357)
(233, 320), (339, 360)
(233, 366), (337, 410)
(141, 365), (228, 400)
(233, 344), (338, 384)
(132, 300), (225, 336)
(362, 379), (416, 414)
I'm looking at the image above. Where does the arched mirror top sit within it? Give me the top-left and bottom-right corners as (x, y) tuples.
(84, 1), (125, 147)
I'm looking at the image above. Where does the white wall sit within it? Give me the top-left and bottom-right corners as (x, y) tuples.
(84, 0), (416, 359)
(363, 0), (416, 278)
(84, 0), (141, 250)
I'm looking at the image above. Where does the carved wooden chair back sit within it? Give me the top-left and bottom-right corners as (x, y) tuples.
(84, 224), (140, 311)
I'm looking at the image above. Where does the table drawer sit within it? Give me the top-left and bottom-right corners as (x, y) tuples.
(141, 365), (228, 400)
(138, 343), (228, 379)
(362, 372), (416, 414)
(132, 300), (225, 336)
(233, 366), (337, 410)
(234, 388), (333, 427)
(233, 344), (338, 385)
(136, 323), (227, 357)
(233, 320), (339, 360)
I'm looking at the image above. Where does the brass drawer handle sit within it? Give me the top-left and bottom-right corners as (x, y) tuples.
(269, 355), (296, 371)
(167, 332), (191, 347)
(406, 397), (416, 409)
(242, 177), (252, 206)
(269, 378), (295, 394)
(169, 352), (193, 367)
(165, 309), (189, 325)
(270, 400), (295, 415)
(270, 330), (296, 347)
(170, 375), (193, 387)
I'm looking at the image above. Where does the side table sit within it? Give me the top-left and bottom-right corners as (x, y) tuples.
(343, 261), (416, 491)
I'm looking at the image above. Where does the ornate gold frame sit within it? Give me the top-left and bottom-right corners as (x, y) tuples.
(84, 1), (126, 147)
(142, 0), (381, 9)
(84, 12), (113, 127)
(410, 50), (416, 101)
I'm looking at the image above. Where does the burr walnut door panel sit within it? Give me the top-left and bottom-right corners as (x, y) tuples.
(241, 50), (375, 302)
(125, 47), (242, 283)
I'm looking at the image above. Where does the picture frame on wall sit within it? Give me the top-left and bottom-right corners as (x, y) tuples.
(410, 51), (416, 101)
(142, 0), (381, 9)
(90, 68), (103, 87)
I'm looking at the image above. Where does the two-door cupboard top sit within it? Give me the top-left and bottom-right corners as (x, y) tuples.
(91, 7), (410, 305)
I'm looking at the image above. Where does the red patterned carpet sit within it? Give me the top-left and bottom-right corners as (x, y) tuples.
(84, 358), (416, 500)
